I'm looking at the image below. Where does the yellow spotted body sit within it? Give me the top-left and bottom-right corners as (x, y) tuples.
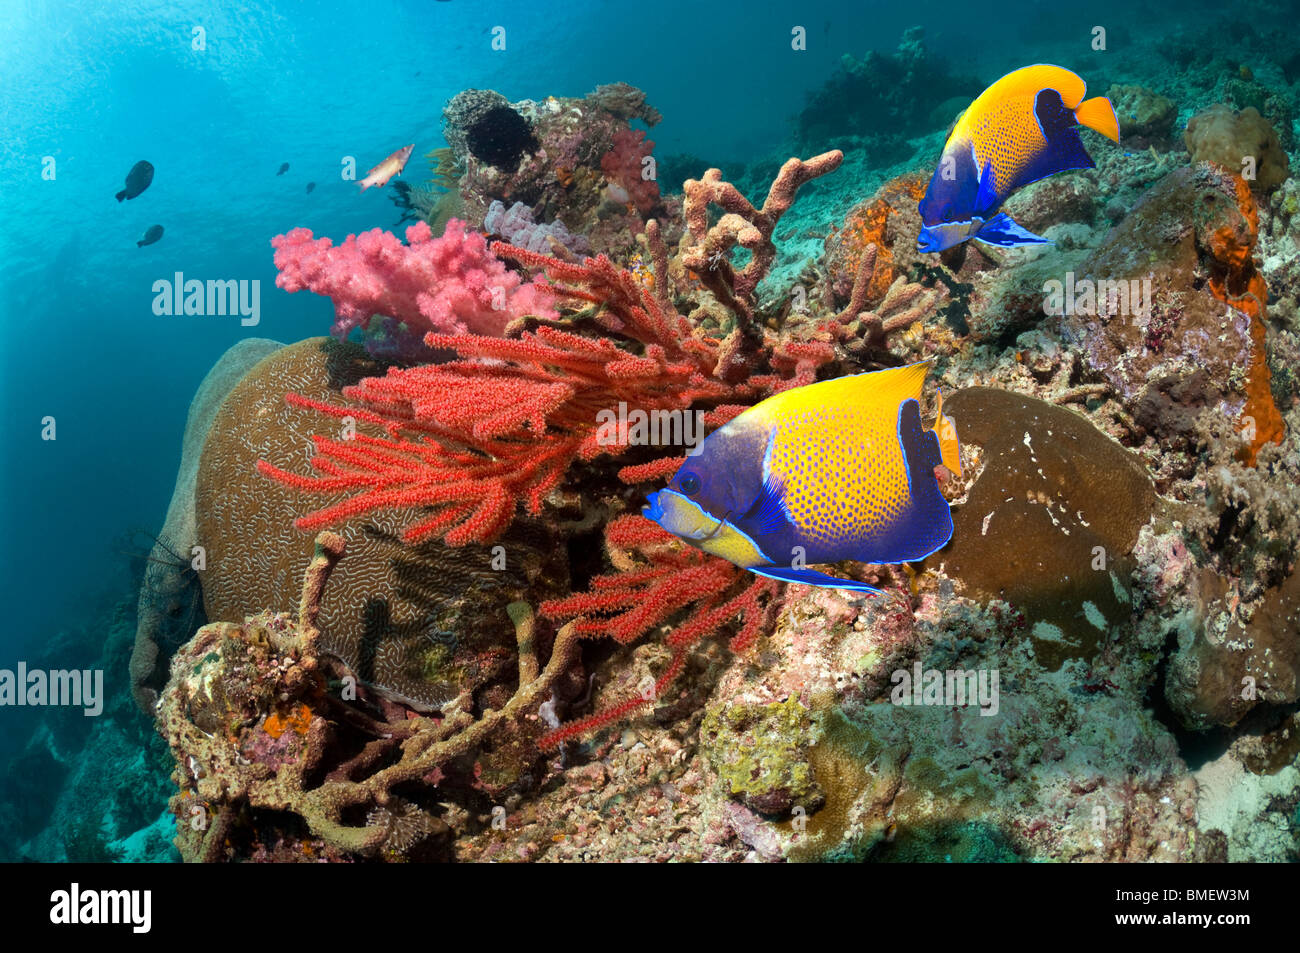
(951, 65), (1089, 198)
(644, 360), (957, 590)
(748, 362), (931, 549)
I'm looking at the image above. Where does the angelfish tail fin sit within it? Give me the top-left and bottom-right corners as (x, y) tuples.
(1075, 95), (1121, 143)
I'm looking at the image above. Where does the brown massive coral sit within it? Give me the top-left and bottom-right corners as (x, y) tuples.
(194, 337), (569, 711)
(928, 388), (1156, 669)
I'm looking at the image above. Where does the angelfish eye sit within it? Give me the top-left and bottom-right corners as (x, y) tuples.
(678, 472), (701, 497)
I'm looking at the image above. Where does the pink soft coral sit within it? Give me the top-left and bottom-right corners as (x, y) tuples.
(600, 129), (659, 214)
(271, 219), (558, 342)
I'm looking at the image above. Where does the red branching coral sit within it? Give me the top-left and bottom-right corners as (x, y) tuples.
(535, 516), (780, 748)
(260, 241), (834, 547)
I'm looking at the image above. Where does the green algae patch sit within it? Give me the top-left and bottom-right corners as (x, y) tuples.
(701, 696), (822, 817)
(930, 388), (1155, 669)
(894, 756), (995, 820)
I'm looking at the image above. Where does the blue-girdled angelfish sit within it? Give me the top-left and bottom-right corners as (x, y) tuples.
(917, 64), (1120, 253)
(642, 361), (961, 593)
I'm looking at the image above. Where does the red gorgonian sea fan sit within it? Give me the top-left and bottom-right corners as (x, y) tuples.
(535, 515), (781, 749)
(256, 235), (825, 743)
(257, 236), (834, 547)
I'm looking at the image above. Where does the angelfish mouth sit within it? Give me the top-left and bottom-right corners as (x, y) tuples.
(643, 492), (730, 543)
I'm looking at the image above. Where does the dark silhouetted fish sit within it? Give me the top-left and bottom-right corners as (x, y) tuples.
(306, 181), (316, 193)
(116, 160), (154, 201)
(137, 224), (164, 247)
(277, 162), (289, 175)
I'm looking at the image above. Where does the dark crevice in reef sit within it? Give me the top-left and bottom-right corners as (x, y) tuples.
(1209, 502), (1243, 554)
(1147, 626), (1300, 772)
(565, 524), (607, 595)
(1145, 627), (1233, 770)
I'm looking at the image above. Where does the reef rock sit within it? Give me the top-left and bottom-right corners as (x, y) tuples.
(1185, 104), (1290, 193)
(441, 84), (668, 257)
(1106, 84), (1176, 145)
(1165, 566), (1300, 729)
(1055, 163), (1279, 457)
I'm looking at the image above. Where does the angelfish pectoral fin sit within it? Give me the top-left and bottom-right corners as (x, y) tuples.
(748, 565), (883, 593)
(973, 159), (999, 215)
(974, 213), (1050, 248)
(932, 391), (963, 479)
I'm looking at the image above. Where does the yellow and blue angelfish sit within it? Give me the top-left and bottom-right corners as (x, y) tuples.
(642, 361), (961, 593)
(917, 64), (1120, 253)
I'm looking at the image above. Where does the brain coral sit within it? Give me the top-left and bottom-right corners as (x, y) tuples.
(131, 338), (284, 711)
(194, 337), (569, 710)
(930, 388), (1156, 669)
(1185, 104), (1290, 193)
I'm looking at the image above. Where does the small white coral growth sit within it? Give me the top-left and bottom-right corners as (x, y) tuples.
(366, 799), (439, 853)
